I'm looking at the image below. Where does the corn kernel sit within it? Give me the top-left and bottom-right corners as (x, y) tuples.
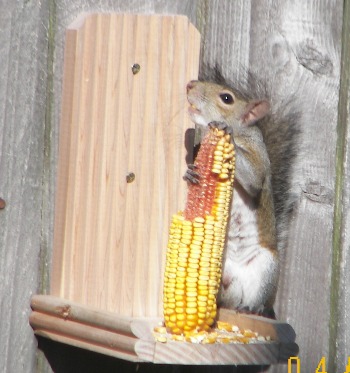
(163, 125), (235, 334)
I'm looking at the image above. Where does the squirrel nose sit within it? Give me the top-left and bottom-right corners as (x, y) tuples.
(186, 80), (197, 93)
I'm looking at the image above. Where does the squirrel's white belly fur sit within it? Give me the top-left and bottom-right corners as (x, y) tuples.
(219, 184), (279, 313)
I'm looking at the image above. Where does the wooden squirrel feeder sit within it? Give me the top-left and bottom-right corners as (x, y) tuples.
(30, 13), (298, 365)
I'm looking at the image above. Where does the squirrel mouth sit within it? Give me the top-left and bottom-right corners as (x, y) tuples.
(188, 103), (200, 115)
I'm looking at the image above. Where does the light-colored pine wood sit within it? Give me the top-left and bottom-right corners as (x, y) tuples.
(30, 295), (298, 364)
(51, 13), (200, 317)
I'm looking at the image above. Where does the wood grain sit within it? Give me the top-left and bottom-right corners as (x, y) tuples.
(0, 2), (52, 373)
(196, 1), (343, 371)
(330, 0), (350, 371)
(51, 13), (200, 317)
(30, 295), (298, 365)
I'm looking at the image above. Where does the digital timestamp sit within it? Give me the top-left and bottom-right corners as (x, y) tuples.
(288, 357), (350, 372)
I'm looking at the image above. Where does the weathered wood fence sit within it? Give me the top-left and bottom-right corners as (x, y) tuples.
(1, 1), (349, 372)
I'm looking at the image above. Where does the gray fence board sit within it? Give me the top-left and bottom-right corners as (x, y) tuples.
(0, 2), (51, 373)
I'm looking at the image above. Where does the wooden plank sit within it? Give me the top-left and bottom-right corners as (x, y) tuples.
(50, 14), (200, 317)
(30, 295), (298, 365)
(196, 0), (344, 371)
(330, 0), (350, 372)
(0, 2), (52, 373)
(247, 1), (342, 371)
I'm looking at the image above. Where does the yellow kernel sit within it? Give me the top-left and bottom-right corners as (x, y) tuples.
(199, 268), (210, 275)
(186, 308), (197, 315)
(198, 306), (208, 313)
(199, 261), (210, 268)
(184, 315), (196, 323)
(171, 334), (185, 341)
(192, 238), (204, 244)
(181, 238), (192, 245)
(186, 277), (198, 283)
(197, 318), (205, 325)
(177, 262), (188, 270)
(176, 301), (185, 307)
(156, 336), (167, 343)
(178, 252), (189, 259)
(217, 321), (233, 332)
(206, 318), (215, 326)
(243, 330), (257, 338)
(186, 301), (197, 308)
(198, 288), (209, 296)
(175, 307), (184, 314)
(182, 219), (192, 225)
(186, 291), (198, 297)
(219, 173), (229, 180)
(186, 283), (197, 291)
(186, 299), (197, 307)
(181, 234), (193, 241)
(203, 336), (216, 344)
(169, 314), (177, 322)
(176, 271), (186, 278)
(186, 320), (198, 328)
(189, 244), (201, 251)
(198, 284), (209, 291)
(171, 327), (182, 335)
(176, 320), (185, 328)
(175, 288), (185, 295)
(214, 155), (224, 162)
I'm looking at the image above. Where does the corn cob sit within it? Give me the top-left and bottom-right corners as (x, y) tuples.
(163, 124), (235, 335)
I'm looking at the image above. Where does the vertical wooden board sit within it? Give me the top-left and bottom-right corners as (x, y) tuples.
(247, 1), (342, 372)
(196, 0), (343, 371)
(196, 0), (252, 83)
(332, 0), (350, 370)
(51, 13), (200, 317)
(0, 2), (53, 373)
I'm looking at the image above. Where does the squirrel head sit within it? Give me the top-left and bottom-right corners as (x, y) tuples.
(187, 80), (270, 133)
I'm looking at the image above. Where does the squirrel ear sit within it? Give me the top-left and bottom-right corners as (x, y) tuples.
(242, 100), (270, 125)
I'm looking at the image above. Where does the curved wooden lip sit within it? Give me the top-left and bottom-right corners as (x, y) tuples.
(30, 295), (298, 365)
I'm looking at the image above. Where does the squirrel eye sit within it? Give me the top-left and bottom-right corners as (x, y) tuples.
(219, 93), (234, 104)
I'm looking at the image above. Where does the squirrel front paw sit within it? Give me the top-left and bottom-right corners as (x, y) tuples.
(183, 164), (200, 184)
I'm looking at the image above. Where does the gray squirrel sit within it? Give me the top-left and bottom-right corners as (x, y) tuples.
(184, 68), (300, 318)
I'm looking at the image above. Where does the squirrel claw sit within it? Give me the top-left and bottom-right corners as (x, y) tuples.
(183, 168), (200, 184)
(187, 164), (198, 170)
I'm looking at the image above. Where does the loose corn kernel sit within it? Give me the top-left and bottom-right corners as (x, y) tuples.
(162, 125), (235, 335)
